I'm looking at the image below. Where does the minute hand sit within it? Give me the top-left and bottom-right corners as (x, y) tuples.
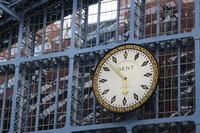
(107, 61), (128, 95)
(107, 61), (126, 79)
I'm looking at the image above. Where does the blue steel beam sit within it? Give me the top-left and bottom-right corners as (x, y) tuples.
(25, 114), (196, 133)
(0, 3), (20, 21)
(128, 0), (135, 39)
(23, 0), (48, 13)
(0, 0), (49, 26)
(7, 0), (27, 8)
(0, 31), (194, 68)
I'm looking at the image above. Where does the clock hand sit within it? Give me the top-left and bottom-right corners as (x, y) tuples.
(107, 61), (126, 79)
(123, 77), (128, 95)
(107, 61), (128, 95)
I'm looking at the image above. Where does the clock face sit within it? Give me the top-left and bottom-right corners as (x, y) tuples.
(93, 44), (159, 113)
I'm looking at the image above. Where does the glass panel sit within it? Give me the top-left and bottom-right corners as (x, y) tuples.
(181, 0), (195, 33)
(0, 22), (18, 61)
(21, 1), (73, 57)
(16, 58), (69, 132)
(133, 121), (195, 133)
(0, 71), (15, 132)
(71, 53), (126, 126)
(158, 38), (195, 118)
(75, 0), (130, 48)
(136, 0), (195, 39)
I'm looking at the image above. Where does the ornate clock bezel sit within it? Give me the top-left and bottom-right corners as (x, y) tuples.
(92, 44), (159, 113)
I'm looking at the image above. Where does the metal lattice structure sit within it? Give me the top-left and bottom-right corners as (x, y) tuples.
(0, 0), (199, 133)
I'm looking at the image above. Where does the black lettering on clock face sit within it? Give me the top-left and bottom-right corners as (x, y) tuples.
(102, 89), (109, 95)
(141, 61), (149, 66)
(134, 53), (139, 61)
(123, 97), (127, 106)
(112, 56), (117, 63)
(117, 66), (134, 71)
(111, 95), (116, 103)
(124, 51), (128, 59)
(99, 79), (107, 83)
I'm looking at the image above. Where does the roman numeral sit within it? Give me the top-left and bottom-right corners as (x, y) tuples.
(112, 56), (117, 63)
(102, 89), (109, 95)
(111, 95), (116, 103)
(124, 51), (128, 59)
(141, 85), (149, 89)
(134, 53), (139, 61)
(123, 97), (127, 106)
(103, 67), (110, 71)
(144, 73), (152, 77)
(141, 61), (149, 66)
(134, 93), (138, 100)
(99, 79), (107, 83)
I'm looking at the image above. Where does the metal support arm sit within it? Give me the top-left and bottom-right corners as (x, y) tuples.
(0, 3), (20, 21)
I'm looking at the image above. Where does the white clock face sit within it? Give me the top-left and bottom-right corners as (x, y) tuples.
(93, 44), (158, 113)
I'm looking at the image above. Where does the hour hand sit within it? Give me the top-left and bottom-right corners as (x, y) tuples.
(123, 77), (128, 95)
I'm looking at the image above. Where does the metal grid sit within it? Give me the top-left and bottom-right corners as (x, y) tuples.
(159, 45), (179, 118)
(158, 38), (195, 118)
(133, 121), (195, 133)
(74, 0), (130, 48)
(180, 42), (195, 116)
(20, 0), (73, 57)
(159, 0), (179, 35)
(0, 0), (199, 133)
(71, 53), (127, 126)
(0, 67), (15, 133)
(7, 57), (69, 132)
(180, 0), (195, 33)
(134, 0), (195, 39)
(70, 38), (195, 128)
(0, 22), (18, 61)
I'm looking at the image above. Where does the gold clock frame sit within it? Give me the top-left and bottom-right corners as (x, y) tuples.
(92, 44), (159, 113)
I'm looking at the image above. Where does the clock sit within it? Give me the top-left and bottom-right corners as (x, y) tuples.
(92, 44), (159, 113)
